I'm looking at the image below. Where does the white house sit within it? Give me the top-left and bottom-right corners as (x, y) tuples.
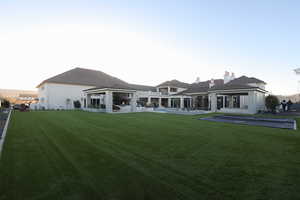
(36, 68), (267, 114)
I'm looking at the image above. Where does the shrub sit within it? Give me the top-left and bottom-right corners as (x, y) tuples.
(73, 100), (81, 109)
(265, 95), (279, 113)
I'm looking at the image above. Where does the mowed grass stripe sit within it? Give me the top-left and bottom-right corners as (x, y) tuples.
(39, 112), (205, 199)
(0, 111), (300, 200)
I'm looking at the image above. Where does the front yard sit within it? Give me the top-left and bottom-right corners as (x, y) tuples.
(0, 111), (300, 200)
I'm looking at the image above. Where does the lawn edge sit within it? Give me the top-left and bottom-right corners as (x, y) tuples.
(0, 110), (12, 159)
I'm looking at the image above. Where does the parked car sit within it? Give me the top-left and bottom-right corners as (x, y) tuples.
(20, 104), (29, 112)
(13, 104), (22, 110)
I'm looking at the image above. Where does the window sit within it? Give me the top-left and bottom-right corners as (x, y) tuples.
(159, 88), (168, 95)
(170, 88), (178, 92)
(233, 96), (240, 108)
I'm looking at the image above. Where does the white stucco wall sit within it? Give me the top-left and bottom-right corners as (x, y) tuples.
(240, 95), (249, 109)
(38, 83), (95, 109)
(248, 91), (266, 114)
(37, 84), (48, 109)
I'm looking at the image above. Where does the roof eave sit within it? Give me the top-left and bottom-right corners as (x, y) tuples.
(84, 88), (137, 93)
(208, 87), (268, 93)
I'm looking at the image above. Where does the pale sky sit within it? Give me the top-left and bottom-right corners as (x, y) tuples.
(0, 0), (299, 95)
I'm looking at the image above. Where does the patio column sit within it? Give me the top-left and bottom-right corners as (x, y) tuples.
(105, 91), (113, 113)
(86, 94), (91, 108)
(248, 91), (257, 114)
(180, 97), (184, 109)
(147, 97), (151, 104)
(168, 98), (171, 108)
(131, 93), (137, 112)
(210, 93), (217, 112)
(158, 98), (162, 107)
(229, 96), (234, 108)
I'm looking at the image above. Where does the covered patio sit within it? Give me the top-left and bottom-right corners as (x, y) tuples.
(83, 88), (137, 113)
(136, 96), (192, 109)
(209, 87), (267, 114)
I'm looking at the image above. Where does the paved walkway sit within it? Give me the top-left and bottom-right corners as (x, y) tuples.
(200, 115), (297, 130)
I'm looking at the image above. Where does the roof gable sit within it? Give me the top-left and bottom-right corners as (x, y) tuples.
(227, 76), (266, 85)
(175, 79), (224, 94)
(37, 67), (156, 92)
(37, 68), (129, 88)
(157, 79), (190, 88)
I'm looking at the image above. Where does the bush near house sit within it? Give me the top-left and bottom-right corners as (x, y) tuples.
(73, 100), (81, 109)
(265, 95), (279, 113)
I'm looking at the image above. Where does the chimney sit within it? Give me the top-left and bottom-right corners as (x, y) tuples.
(224, 71), (231, 84)
(209, 78), (215, 88)
(195, 77), (200, 84)
(231, 72), (235, 80)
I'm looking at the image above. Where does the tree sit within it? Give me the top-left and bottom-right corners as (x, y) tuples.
(73, 100), (81, 109)
(2, 99), (10, 108)
(265, 95), (279, 113)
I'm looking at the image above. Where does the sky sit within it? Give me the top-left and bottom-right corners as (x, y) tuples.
(0, 0), (300, 95)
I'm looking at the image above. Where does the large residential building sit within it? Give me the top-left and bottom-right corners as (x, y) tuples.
(36, 68), (267, 114)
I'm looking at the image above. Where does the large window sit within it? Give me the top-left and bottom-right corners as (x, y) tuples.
(170, 88), (178, 92)
(233, 96), (240, 108)
(171, 98), (180, 108)
(217, 96), (224, 109)
(159, 88), (168, 95)
(195, 96), (209, 110)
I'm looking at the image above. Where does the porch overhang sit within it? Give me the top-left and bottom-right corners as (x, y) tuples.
(84, 87), (137, 94)
(208, 87), (267, 94)
(183, 92), (208, 96)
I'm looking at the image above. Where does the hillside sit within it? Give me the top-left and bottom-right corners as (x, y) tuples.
(0, 89), (37, 98)
(277, 93), (300, 103)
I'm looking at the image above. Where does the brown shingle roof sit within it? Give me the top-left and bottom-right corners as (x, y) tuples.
(176, 86), (209, 95)
(128, 84), (156, 92)
(37, 67), (156, 92)
(37, 68), (129, 88)
(209, 84), (261, 91)
(227, 76), (266, 85)
(176, 79), (224, 94)
(157, 80), (190, 88)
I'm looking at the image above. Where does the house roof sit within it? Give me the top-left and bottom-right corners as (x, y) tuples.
(157, 79), (190, 88)
(128, 84), (156, 92)
(84, 84), (136, 91)
(209, 84), (262, 91)
(177, 79), (224, 94)
(195, 79), (224, 87)
(37, 67), (155, 92)
(37, 68), (128, 88)
(226, 76), (266, 85)
(177, 86), (209, 95)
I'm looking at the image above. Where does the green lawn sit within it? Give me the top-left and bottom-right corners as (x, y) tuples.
(1, 111), (300, 200)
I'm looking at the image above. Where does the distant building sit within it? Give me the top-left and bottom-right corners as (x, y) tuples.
(36, 67), (267, 114)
